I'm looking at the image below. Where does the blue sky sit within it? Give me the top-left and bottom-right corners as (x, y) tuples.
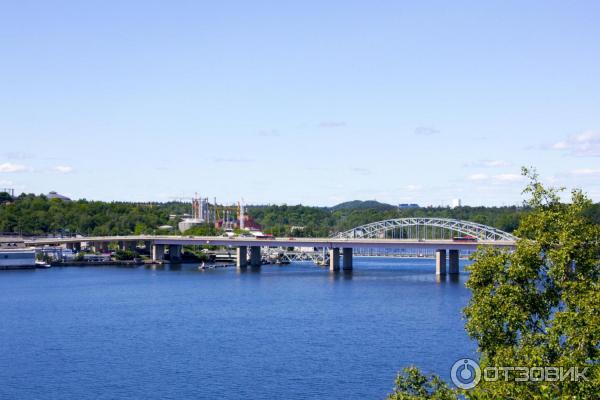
(1, 1), (599, 206)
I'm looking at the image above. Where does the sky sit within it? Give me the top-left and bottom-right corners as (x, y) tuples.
(1, 0), (599, 206)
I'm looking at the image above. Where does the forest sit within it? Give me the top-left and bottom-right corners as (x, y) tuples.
(1, 192), (599, 237)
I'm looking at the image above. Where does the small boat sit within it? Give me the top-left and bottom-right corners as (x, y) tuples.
(35, 260), (51, 268)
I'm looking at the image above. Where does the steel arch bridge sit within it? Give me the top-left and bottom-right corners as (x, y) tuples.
(332, 218), (517, 242)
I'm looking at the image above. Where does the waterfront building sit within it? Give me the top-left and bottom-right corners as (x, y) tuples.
(36, 247), (76, 262)
(0, 238), (35, 269)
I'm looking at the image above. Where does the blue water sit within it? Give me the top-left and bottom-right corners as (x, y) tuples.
(0, 258), (477, 399)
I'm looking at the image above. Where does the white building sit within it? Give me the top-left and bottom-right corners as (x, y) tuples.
(0, 238), (35, 269)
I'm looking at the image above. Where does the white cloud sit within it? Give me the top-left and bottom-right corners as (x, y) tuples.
(552, 141), (568, 150)
(0, 162), (28, 173)
(551, 130), (600, 157)
(350, 167), (371, 175)
(53, 165), (73, 173)
(482, 160), (509, 167)
(414, 126), (439, 136)
(0, 179), (14, 186)
(468, 172), (524, 184)
(468, 173), (488, 181)
(404, 184), (422, 191)
(570, 168), (600, 177)
(494, 173), (523, 182)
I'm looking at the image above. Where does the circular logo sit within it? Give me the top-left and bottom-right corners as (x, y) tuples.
(451, 358), (481, 389)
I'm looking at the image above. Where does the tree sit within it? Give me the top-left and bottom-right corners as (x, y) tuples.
(0, 192), (12, 205)
(183, 224), (218, 236)
(388, 168), (600, 399)
(114, 249), (138, 261)
(387, 367), (455, 400)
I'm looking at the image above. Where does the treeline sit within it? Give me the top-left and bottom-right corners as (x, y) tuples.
(0, 194), (183, 236)
(2, 192), (599, 237)
(247, 204), (529, 236)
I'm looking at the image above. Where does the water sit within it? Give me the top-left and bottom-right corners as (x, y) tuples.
(0, 258), (477, 399)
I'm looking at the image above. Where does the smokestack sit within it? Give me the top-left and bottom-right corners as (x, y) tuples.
(239, 199), (245, 230)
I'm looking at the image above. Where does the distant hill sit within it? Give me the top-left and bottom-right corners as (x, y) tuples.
(329, 200), (396, 212)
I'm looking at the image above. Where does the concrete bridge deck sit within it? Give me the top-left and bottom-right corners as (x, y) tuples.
(23, 218), (518, 275)
(25, 235), (516, 275)
(25, 235), (516, 250)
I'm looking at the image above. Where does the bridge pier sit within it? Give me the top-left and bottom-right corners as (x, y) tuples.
(436, 249), (447, 275)
(329, 248), (340, 271)
(169, 245), (182, 262)
(119, 241), (136, 251)
(250, 246), (261, 267)
(152, 244), (165, 261)
(236, 246), (248, 267)
(94, 242), (108, 253)
(342, 248), (353, 270)
(449, 249), (459, 275)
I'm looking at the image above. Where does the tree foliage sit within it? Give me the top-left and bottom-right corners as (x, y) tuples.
(1, 188), (599, 242)
(247, 203), (533, 237)
(388, 168), (600, 399)
(182, 224), (218, 236)
(114, 249), (138, 261)
(387, 367), (455, 400)
(0, 194), (181, 235)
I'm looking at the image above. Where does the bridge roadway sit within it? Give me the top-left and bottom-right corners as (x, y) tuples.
(25, 235), (516, 275)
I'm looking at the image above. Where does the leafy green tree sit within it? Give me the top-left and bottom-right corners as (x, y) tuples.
(114, 249), (138, 261)
(388, 169), (600, 399)
(387, 367), (455, 400)
(183, 224), (218, 236)
(0, 192), (12, 205)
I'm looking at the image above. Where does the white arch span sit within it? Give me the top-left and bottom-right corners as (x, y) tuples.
(332, 218), (517, 242)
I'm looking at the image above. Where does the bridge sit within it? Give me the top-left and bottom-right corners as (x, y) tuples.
(25, 218), (517, 275)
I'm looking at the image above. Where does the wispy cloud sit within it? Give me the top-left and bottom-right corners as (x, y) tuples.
(0, 179), (14, 186)
(0, 162), (29, 173)
(468, 173), (488, 181)
(468, 173), (524, 183)
(350, 167), (371, 175)
(464, 159), (510, 168)
(53, 165), (74, 174)
(550, 130), (600, 157)
(2, 152), (34, 160)
(494, 173), (523, 182)
(570, 168), (600, 177)
(319, 121), (346, 128)
(414, 126), (440, 136)
(213, 157), (254, 163)
(257, 129), (280, 137)
(552, 141), (568, 150)
(404, 184), (422, 191)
